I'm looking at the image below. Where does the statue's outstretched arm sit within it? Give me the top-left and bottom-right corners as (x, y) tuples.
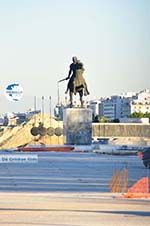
(65, 66), (72, 80)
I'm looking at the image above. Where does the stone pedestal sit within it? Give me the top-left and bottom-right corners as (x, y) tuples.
(63, 108), (92, 145)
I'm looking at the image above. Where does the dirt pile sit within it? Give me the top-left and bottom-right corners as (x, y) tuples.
(0, 114), (63, 149)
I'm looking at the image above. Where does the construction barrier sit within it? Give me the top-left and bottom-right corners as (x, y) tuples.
(109, 167), (128, 193)
(123, 177), (150, 198)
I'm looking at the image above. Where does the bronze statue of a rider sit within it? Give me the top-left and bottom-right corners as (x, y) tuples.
(65, 56), (89, 107)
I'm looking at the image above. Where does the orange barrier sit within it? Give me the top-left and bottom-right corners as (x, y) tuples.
(109, 168), (128, 193)
(123, 192), (150, 198)
(123, 177), (150, 198)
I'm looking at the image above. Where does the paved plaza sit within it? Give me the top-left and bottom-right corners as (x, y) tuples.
(0, 151), (148, 192)
(0, 192), (150, 226)
(0, 151), (149, 225)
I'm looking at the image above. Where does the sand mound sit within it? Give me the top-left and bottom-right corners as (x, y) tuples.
(0, 114), (63, 149)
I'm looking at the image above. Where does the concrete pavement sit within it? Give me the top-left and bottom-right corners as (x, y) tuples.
(0, 192), (149, 226)
(0, 152), (148, 192)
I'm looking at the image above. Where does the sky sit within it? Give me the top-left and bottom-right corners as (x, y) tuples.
(0, 0), (149, 114)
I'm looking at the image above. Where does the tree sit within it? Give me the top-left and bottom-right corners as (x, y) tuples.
(93, 115), (107, 123)
(129, 112), (150, 120)
(98, 116), (107, 123)
(129, 112), (144, 118)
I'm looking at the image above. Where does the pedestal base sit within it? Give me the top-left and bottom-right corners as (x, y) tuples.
(63, 108), (92, 145)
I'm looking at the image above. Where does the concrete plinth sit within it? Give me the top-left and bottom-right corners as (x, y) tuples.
(63, 108), (92, 145)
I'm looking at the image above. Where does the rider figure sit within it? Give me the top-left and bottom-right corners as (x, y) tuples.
(65, 56), (78, 107)
(65, 56), (78, 94)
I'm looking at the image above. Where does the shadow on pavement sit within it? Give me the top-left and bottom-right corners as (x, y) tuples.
(0, 208), (150, 217)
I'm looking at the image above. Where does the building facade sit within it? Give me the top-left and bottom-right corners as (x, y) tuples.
(99, 96), (131, 121)
(130, 89), (150, 114)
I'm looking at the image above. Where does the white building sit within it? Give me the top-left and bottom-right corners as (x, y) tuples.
(121, 91), (137, 98)
(98, 89), (150, 121)
(130, 103), (150, 114)
(130, 89), (150, 114)
(136, 89), (150, 102)
(88, 99), (101, 117)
